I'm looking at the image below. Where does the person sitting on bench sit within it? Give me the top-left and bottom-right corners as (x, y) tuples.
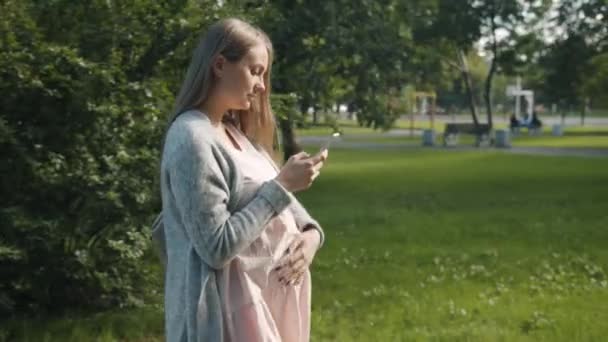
(510, 114), (520, 129)
(530, 111), (542, 129)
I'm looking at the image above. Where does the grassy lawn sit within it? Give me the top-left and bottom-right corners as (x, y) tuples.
(506, 126), (608, 148)
(1, 307), (164, 342)
(339, 136), (419, 144)
(296, 120), (608, 149)
(302, 149), (608, 341)
(512, 135), (608, 148)
(3, 150), (607, 341)
(559, 126), (608, 134)
(295, 119), (440, 137)
(296, 124), (382, 137)
(303, 132), (608, 148)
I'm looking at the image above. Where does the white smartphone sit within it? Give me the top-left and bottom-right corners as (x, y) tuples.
(320, 132), (341, 152)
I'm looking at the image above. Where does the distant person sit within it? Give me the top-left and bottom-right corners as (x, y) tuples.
(531, 110), (542, 128)
(510, 113), (520, 129)
(152, 18), (327, 341)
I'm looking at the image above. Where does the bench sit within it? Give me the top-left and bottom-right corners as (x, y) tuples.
(510, 115), (542, 136)
(443, 123), (492, 147)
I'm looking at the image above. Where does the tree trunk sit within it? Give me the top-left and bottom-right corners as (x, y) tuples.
(458, 50), (480, 126)
(484, 3), (498, 129)
(278, 114), (302, 162)
(484, 55), (497, 129)
(299, 99), (310, 128)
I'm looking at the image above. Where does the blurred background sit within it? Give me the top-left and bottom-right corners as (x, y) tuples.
(1, 0), (607, 340)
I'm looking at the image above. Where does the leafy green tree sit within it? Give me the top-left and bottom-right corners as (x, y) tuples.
(582, 53), (608, 108)
(0, 0), (246, 314)
(541, 0), (608, 111)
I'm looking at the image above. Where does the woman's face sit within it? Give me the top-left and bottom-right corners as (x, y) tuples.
(216, 42), (268, 111)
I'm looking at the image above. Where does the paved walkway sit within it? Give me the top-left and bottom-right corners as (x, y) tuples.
(297, 136), (608, 158)
(396, 114), (608, 126)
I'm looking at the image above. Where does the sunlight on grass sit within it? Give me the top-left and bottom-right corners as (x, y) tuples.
(3, 150), (607, 341)
(301, 149), (608, 341)
(512, 135), (608, 148)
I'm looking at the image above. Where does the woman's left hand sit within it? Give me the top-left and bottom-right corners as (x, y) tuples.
(273, 229), (321, 286)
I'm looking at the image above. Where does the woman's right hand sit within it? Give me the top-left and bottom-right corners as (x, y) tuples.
(275, 150), (327, 192)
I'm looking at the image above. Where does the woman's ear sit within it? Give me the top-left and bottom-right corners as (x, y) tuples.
(213, 55), (226, 78)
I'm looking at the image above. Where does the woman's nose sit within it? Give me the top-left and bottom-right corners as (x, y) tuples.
(254, 80), (265, 94)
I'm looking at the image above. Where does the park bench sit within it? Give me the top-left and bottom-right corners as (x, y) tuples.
(443, 123), (492, 147)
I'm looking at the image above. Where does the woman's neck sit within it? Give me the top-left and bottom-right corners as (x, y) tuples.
(199, 98), (227, 127)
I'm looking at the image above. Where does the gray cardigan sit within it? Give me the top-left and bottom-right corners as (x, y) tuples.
(152, 110), (324, 342)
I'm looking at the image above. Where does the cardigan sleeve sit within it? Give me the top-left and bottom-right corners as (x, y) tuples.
(252, 145), (325, 250)
(166, 129), (292, 270)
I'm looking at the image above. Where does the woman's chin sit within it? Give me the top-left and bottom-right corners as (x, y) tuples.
(234, 100), (251, 111)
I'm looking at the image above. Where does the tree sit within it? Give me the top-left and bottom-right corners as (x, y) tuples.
(412, 0), (483, 125)
(582, 53), (608, 108)
(540, 0), (608, 111)
(417, 0), (551, 127)
(474, 0), (551, 128)
(538, 34), (593, 107)
(556, 0), (608, 54)
(0, 0), (248, 314)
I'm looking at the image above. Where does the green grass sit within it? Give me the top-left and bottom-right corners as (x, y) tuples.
(507, 126), (608, 148)
(1, 307), (164, 342)
(340, 135), (419, 144)
(510, 125), (608, 136)
(296, 125), (380, 137)
(392, 119), (442, 130)
(315, 131), (608, 148)
(561, 126), (608, 133)
(3, 150), (608, 341)
(512, 135), (608, 148)
(302, 150), (608, 341)
(297, 120), (608, 148)
(302, 149), (608, 341)
(295, 119), (442, 137)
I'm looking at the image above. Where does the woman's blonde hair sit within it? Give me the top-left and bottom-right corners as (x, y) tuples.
(167, 18), (276, 153)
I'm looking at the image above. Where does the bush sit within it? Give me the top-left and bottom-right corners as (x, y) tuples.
(0, 1), (173, 315)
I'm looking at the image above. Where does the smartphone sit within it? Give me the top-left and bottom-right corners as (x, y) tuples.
(320, 132), (341, 152)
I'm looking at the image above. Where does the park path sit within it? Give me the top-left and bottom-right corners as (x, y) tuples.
(296, 135), (608, 158)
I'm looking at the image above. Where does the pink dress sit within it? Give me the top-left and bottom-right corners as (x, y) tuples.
(216, 123), (311, 342)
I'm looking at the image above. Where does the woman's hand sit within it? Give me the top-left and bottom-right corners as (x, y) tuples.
(275, 150), (327, 193)
(273, 229), (321, 286)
